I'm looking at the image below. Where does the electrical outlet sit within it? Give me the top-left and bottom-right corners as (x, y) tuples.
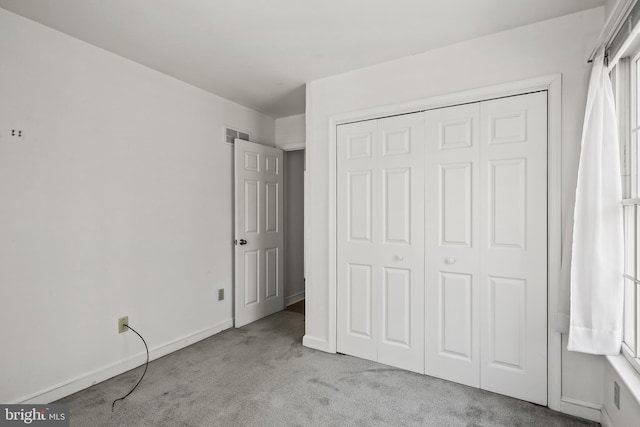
(218, 289), (224, 301)
(118, 316), (129, 333)
(614, 381), (620, 409)
(0, 128), (24, 142)
(9, 129), (23, 141)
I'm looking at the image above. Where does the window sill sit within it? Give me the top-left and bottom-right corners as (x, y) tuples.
(605, 353), (640, 405)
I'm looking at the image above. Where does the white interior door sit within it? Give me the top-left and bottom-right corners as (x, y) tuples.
(479, 92), (547, 405)
(337, 113), (425, 374)
(234, 139), (284, 327)
(425, 103), (481, 387)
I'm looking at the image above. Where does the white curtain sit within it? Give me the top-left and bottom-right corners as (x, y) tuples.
(568, 50), (624, 355)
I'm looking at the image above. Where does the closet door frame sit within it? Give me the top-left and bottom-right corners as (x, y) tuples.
(325, 74), (563, 412)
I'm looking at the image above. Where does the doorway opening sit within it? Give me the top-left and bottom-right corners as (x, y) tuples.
(284, 149), (305, 312)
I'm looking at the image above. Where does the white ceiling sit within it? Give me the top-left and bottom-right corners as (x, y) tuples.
(0, 0), (605, 118)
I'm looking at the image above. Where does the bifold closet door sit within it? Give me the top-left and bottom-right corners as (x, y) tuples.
(424, 91), (548, 405)
(337, 119), (378, 362)
(425, 103), (481, 388)
(337, 113), (425, 374)
(479, 92), (547, 405)
(337, 91), (547, 404)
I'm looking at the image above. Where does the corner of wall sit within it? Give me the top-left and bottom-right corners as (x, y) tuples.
(602, 355), (640, 426)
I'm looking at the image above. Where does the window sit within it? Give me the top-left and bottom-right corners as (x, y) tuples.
(617, 51), (640, 373)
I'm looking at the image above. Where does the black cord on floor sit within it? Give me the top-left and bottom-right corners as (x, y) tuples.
(111, 324), (149, 412)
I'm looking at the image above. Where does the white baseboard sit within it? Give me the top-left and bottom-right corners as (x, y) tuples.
(285, 291), (305, 307)
(559, 397), (602, 422)
(600, 405), (614, 427)
(302, 334), (332, 353)
(14, 318), (234, 404)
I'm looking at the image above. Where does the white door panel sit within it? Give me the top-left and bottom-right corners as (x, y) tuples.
(439, 272), (473, 357)
(425, 103), (481, 387)
(377, 114), (424, 374)
(480, 92), (547, 405)
(337, 120), (379, 362)
(234, 139), (284, 327)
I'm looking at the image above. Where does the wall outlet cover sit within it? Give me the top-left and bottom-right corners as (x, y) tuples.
(118, 316), (129, 333)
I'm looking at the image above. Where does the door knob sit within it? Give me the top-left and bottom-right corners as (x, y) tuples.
(239, 239), (248, 246)
(445, 257), (455, 264)
(394, 255), (404, 261)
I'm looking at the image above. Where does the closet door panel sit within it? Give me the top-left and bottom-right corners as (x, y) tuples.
(425, 103), (481, 387)
(439, 272), (473, 358)
(480, 91), (548, 405)
(337, 120), (379, 362)
(377, 113), (425, 374)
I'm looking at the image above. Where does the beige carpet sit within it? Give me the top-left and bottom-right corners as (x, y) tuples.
(57, 311), (598, 426)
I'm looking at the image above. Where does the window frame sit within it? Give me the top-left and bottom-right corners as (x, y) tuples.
(616, 50), (640, 375)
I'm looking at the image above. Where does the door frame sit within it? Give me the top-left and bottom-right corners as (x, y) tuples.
(325, 74), (563, 412)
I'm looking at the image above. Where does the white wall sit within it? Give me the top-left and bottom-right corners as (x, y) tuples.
(602, 356), (640, 426)
(605, 0), (621, 20)
(304, 6), (605, 416)
(284, 150), (305, 305)
(0, 8), (274, 403)
(275, 114), (306, 150)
